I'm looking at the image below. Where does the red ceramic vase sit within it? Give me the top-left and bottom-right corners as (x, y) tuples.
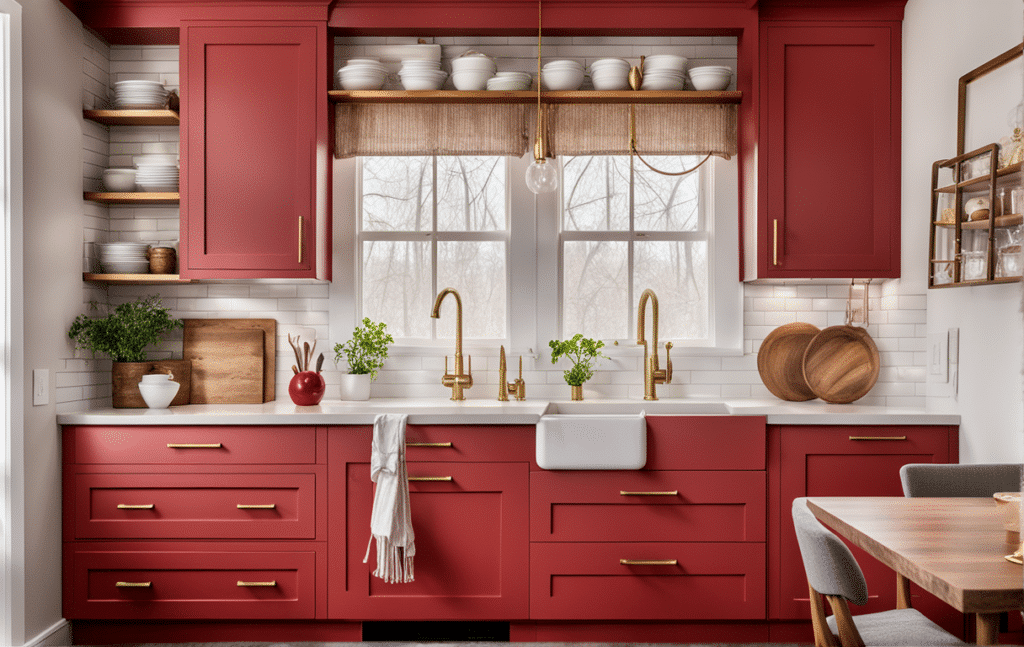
(289, 371), (326, 406)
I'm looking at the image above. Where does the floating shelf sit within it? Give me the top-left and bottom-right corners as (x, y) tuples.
(933, 214), (1024, 229)
(83, 273), (192, 284)
(934, 161), (1023, 193)
(930, 276), (1021, 288)
(84, 192), (179, 204)
(328, 90), (742, 105)
(83, 109), (180, 126)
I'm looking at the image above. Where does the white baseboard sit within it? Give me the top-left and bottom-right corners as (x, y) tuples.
(23, 619), (69, 647)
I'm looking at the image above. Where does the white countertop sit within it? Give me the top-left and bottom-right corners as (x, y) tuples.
(56, 398), (961, 426)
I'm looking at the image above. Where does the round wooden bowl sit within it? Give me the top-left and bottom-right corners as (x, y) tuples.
(757, 322), (821, 401)
(802, 325), (880, 404)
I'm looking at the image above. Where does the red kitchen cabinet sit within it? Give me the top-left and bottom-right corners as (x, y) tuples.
(757, 19), (901, 278)
(180, 22), (329, 279)
(768, 425), (960, 633)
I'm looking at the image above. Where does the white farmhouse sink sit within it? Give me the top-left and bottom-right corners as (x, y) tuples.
(536, 412), (647, 470)
(545, 399), (730, 415)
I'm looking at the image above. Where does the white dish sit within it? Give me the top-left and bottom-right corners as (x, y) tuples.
(541, 67), (585, 91)
(102, 169), (137, 192)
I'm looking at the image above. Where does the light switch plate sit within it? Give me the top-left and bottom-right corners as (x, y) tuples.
(928, 332), (948, 381)
(32, 369), (48, 406)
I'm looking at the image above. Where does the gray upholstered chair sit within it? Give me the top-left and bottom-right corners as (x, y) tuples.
(791, 498), (966, 647)
(899, 463), (1023, 498)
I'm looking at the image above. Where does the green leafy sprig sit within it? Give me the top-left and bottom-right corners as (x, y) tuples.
(549, 334), (607, 386)
(67, 296), (182, 363)
(334, 317), (394, 381)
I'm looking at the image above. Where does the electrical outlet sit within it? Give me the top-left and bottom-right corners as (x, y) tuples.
(32, 369), (48, 406)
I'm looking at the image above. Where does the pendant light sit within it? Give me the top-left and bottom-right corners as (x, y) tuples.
(525, 0), (559, 194)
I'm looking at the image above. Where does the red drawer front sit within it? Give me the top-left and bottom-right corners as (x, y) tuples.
(644, 416), (766, 470)
(75, 473), (316, 539)
(531, 470), (766, 542)
(530, 542), (766, 620)
(330, 425), (534, 463)
(70, 426), (316, 465)
(67, 550), (315, 619)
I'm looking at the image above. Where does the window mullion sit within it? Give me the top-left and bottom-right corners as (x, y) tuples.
(627, 154), (635, 340)
(431, 156), (439, 341)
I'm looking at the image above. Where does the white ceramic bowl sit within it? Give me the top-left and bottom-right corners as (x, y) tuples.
(339, 73), (386, 90)
(644, 54), (687, 71)
(102, 169), (137, 192)
(452, 70), (491, 91)
(138, 373), (180, 409)
(541, 67), (585, 91)
(400, 72), (447, 91)
(451, 56), (496, 73)
(591, 70), (630, 91)
(688, 68), (731, 91)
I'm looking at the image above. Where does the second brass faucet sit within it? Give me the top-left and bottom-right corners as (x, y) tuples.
(431, 287), (473, 400)
(498, 345), (526, 401)
(637, 288), (673, 401)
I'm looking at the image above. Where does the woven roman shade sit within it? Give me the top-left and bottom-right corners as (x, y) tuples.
(333, 102), (737, 158)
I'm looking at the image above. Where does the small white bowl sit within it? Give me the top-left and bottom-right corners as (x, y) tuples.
(102, 169), (137, 192)
(138, 373), (180, 409)
(339, 74), (386, 91)
(644, 54), (688, 71)
(688, 68), (732, 91)
(401, 72), (447, 91)
(452, 70), (491, 91)
(451, 56), (496, 73)
(541, 67), (585, 91)
(591, 70), (630, 91)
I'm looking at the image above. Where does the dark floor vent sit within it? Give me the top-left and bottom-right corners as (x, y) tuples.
(361, 620), (511, 641)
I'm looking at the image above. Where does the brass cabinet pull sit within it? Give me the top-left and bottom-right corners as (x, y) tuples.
(237, 504), (276, 509)
(167, 443), (222, 449)
(237, 580), (277, 587)
(408, 476), (453, 482)
(773, 219), (779, 266)
(620, 559), (678, 566)
(298, 216), (304, 264)
(620, 490), (678, 496)
(117, 504), (155, 510)
(849, 436), (908, 441)
(116, 581), (152, 588)
(407, 442), (453, 448)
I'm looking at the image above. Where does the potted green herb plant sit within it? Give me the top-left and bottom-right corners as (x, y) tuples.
(549, 334), (607, 401)
(333, 317), (394, 401)
(68, 295), (184, 408)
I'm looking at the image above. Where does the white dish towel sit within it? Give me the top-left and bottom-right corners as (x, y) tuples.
(363, 413), (415, 583)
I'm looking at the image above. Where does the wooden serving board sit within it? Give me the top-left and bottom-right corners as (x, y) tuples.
(757, 322), (820, 402)
(183, 323), (265, 404)
(802, 325), (880, 404)
(182, 318), (276, 402)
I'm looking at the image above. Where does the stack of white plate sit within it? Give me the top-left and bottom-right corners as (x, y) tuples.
(336, 58), (388, 91)
(450, 52), (497, 91)
(486, 71), (533, 91)
(135, 154), (179, 193)
(589, 58), (631, 91)
(97, 242), (150, 274)
(399, 59), (447, 90)
(113, 80), (168, 109)
(541, 60), (585, 91)
(640, 54), (687, 90)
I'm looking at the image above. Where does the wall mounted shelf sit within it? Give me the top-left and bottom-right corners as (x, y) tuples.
(83, 273), (192, 284)
(83, 109), (180, 126)
(328, 89), (742, 105)
(84, 192), (179, 204)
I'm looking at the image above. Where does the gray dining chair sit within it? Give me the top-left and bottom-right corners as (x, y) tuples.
(791, 498), (966, 647)
(899, 463), (1023, 498)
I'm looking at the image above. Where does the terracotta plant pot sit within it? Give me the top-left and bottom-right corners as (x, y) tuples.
(289, 371), (326, 406)
(339, 373), (372, 401)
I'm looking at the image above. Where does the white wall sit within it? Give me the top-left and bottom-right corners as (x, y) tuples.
(905, 0), (1024, 463)
(19, 0), (82, 643)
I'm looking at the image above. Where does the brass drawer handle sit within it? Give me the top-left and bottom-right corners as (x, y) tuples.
(620, 559), (678, 566)
(238, 580), (277, 587)
(620, 490), (678, 496)
(167, 443), (222, 448)
(849, 436), (908, 441)
(407, 442), (453, 448)
(298, 216), (304, 264)
(408, 476), (453, 482)
(237, 504), (276, 509)
(773, 219), (779, 266)
(116, 581), (152, 588)
(117, 504), (155, 510)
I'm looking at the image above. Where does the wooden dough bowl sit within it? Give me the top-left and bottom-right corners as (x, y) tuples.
(757, 322), (821, 402)
(802, 325), (880, 404)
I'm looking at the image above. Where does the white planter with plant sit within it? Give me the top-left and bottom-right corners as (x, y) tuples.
(334, 318), (394, 401)
(549, 334), (606, 400)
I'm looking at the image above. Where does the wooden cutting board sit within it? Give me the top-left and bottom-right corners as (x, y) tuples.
(802, 325), (880, 404)
(183, 324), (265, 404)
(757, 322), (820, 402)
(182, 318), (276, 402)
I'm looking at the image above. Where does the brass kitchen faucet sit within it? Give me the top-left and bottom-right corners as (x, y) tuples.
(431, 287), (473, 400)
(637, 288), (673, 401)
(498, 345), (526, 401)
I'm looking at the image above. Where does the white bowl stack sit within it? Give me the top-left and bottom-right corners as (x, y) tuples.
(688, 65), (733, 91)
(487, 71), (533, 91)
(102, 168), (136, 192)
(113, 80), (168, 109)
(640, 54), (688, 90)
(399, 59), (447, 90)
(97, 242), (151, 274)
(451, 53), (497, 91)
(134, 154), (179, 193)
(541, 60), (585, 91)
(589, 58), (631, 91)
(336, 58), (388, 91)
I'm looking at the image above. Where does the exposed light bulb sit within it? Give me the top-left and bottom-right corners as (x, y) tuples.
(526, 158), (559, 194)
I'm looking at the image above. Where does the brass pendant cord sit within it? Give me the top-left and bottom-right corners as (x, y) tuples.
(534, 0), (545, 162)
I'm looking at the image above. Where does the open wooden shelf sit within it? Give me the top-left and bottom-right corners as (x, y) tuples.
(83, 273), (192, 284)
(84, 192), (179, 204)
(83, 109), (180, 126)
(328, 89), (742, 105)
(934, 161), (1023, 193)
(933, 214), (1024, 229)
(930, 276), (1021, 288)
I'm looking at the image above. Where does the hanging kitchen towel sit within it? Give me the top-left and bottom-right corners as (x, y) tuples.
(363, 413), (415, 583)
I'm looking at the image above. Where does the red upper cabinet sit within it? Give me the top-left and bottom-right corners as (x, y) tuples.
(180, 22), (330, 279)
(757, 16), (901, 278)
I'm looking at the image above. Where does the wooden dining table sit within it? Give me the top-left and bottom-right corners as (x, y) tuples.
(806, 496), (1023, 645)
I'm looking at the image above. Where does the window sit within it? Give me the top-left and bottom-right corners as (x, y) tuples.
(358, 156), (508, 341)
(561, 155), (712, 344)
